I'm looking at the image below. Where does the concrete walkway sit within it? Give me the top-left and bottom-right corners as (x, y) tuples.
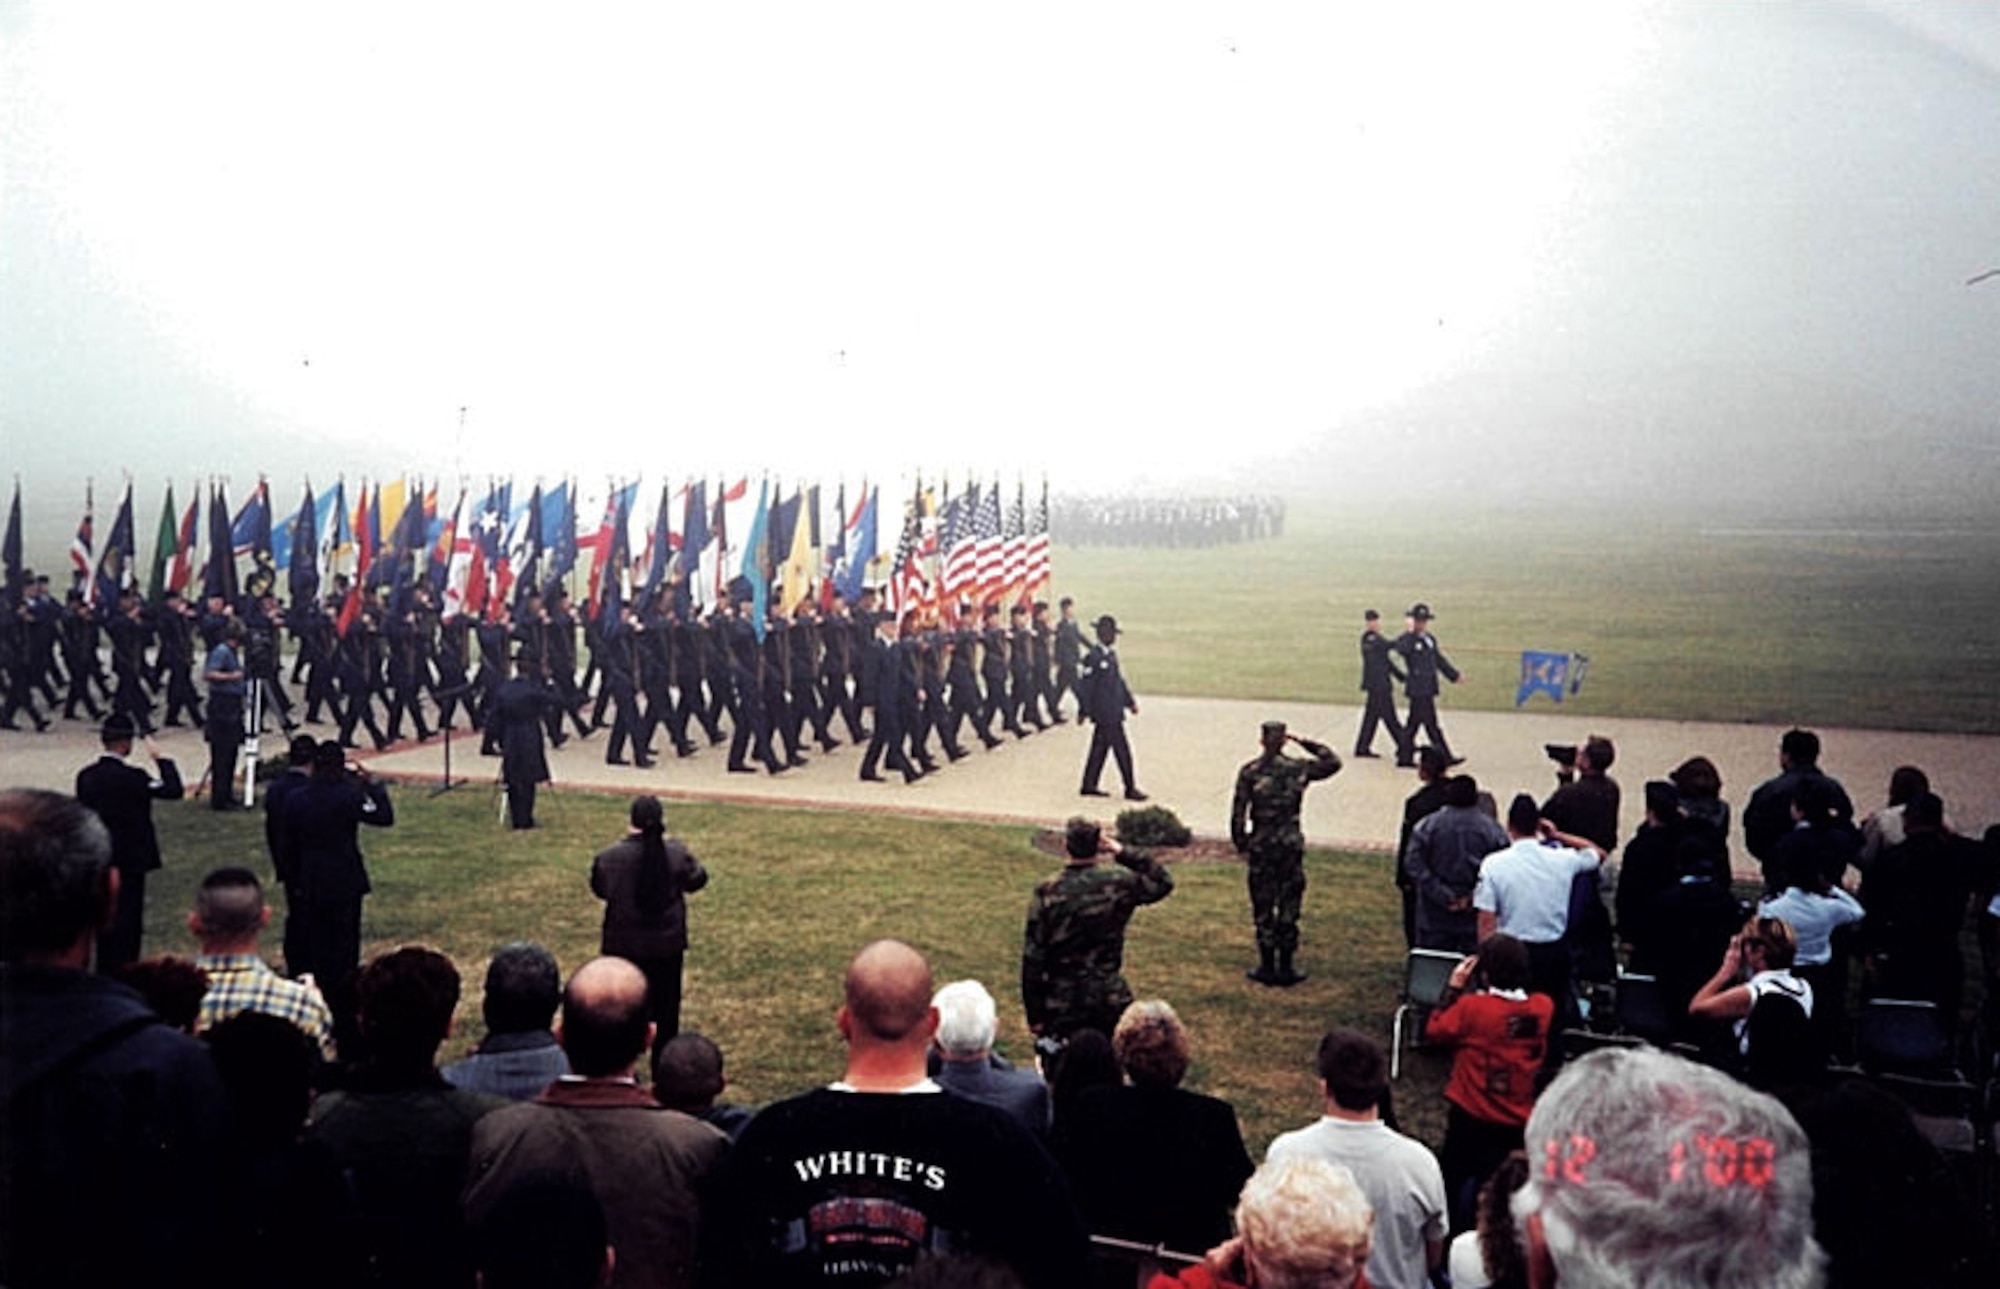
(10, 697), (1997, 853)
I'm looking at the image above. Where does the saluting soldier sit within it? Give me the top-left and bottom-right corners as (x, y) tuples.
(1231, 720), (1341, 986)
(1021, 816), (1174, 1041)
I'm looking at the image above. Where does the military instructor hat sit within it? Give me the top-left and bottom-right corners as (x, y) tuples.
(1407, 602), (1435, 621)
(1092, 614), (1120, 635)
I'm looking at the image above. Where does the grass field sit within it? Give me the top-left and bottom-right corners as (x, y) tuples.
(115, 507), (2000, 1167)
(1054, 508), (2000, 734)
(147, 790), (1440, 1154)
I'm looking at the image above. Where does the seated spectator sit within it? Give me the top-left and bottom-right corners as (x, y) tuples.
(112, 953), (210, 1032)
(1776, 1072), (1999, 1288)
(1422, 935), (1552, 1232)
(1689, 916), (1814, 1073)
(465, 957), (729, 1289)
(1403, 775), (1508, 953)
(1446, 1151), (1530, 1289)
(1862, 790), (1981, 1022)
(704, 938), (1087, 1288)
(307, 945), (507, 1288)
(470, 1169), (614, 1289)
(205, 1010), (365, 1289)
(929, 978), (1050, 1137)
(1, 789), (225, 1289)
(1265, 1029), (1445, 1289)
(187, 866), (335, 1058)
(1758, 850), (1864, 1060)
(1512, 1046), (1824, 1288)
(1055, 999), (1254, 1265)
(1146, 1155), (1376, 1289)
(442, 941), (570, 1100)
(652, 1030), (754, 1139)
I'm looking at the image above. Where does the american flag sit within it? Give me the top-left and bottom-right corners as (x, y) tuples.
(972, 482), (1006, 605)
(1023, 478), (1050, 601)
(889, 489), (929, 616)
(1000, 482), (1027, 603)
(942, 482), (982, 606)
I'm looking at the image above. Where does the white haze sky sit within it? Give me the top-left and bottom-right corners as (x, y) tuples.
(4, 1), (1999, 515)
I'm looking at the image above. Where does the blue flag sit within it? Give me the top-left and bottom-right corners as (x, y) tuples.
(1516, 650), (1590, 706)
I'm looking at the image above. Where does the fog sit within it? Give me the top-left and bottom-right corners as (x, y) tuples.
(4, 1), (1998, 536)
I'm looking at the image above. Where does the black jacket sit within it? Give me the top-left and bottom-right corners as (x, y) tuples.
(74, 753), (183, 875)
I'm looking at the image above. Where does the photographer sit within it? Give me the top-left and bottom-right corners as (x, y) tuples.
(1423, 934), (1553, 1234)
(278, 739), (395, 991)
(1540, 735), (1621, 853)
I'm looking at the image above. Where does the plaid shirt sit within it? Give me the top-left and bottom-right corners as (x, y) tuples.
(195, 953), (336, 1058)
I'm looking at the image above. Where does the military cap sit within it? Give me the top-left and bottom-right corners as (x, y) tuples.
(1261, 720), (1287, 738)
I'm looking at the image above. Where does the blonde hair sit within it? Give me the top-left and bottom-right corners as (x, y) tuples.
(1237, 1157), (1374, 1289)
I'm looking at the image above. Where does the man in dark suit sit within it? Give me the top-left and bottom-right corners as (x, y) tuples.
(931, 978), (1049, 1140)
(1078, 614), (1146, 801)
(493, 654), (563, 829)
(858, 612), (919, 784)
(1393, 602), (1464, 768)
(278, 740), (394, 987)
(1353, 608), (1406, 758)
(74, 713), (184, 973)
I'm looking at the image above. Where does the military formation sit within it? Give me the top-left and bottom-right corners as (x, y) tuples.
(1048, 493), (1285, 547)
(1, 565), (1113, 803)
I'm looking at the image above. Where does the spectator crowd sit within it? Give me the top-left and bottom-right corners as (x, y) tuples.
(4, 714), (2000, 1289)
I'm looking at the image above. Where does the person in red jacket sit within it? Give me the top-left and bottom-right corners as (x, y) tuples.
(1422, 933), (1553, 1233)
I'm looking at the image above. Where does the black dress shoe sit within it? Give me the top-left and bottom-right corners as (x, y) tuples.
(1080, 787), (1109, 797)
(861, 771), (887, 782)
(728, 763), (757, 774)
(1124, 789), (1149, 802)
(606, 756), (630, 766)
(946, 748), (968, 763)
(1353, 749), (1381, 759)
(634, 757), (656, 769)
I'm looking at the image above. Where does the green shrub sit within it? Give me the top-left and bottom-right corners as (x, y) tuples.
(1116, 803), (1191, 848)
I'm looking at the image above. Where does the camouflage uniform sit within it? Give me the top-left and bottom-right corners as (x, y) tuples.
(1231, 736), (1341, 977)
(1021, 849), (1174, 1039)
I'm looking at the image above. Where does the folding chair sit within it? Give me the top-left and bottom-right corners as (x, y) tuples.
(1613, 970), (1675, 1044)
(1390, 948), (1466, 1079)
(1856, 998), (1956, 1077)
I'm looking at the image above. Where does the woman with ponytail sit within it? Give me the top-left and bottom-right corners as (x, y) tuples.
(590, 795), (709, 1043)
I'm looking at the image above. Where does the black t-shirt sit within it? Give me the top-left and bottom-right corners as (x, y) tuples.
(705, 1085), (1087, 1288)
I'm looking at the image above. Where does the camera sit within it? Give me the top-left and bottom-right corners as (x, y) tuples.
(1544, 743), (1578, 769)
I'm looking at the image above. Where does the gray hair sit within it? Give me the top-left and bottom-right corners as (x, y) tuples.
(0, 790), (113, 962)
(1514, 1047), (1825, 1289)
(932, 979), (999, 1058)
(1237, 1156), (1374, 1289)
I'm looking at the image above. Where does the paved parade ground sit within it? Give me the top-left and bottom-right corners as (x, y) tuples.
(8, 696), (1998, 860)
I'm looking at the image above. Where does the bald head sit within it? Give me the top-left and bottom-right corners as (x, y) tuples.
(559, 956), (653, 1077)
(843, 940), (936, 1044)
